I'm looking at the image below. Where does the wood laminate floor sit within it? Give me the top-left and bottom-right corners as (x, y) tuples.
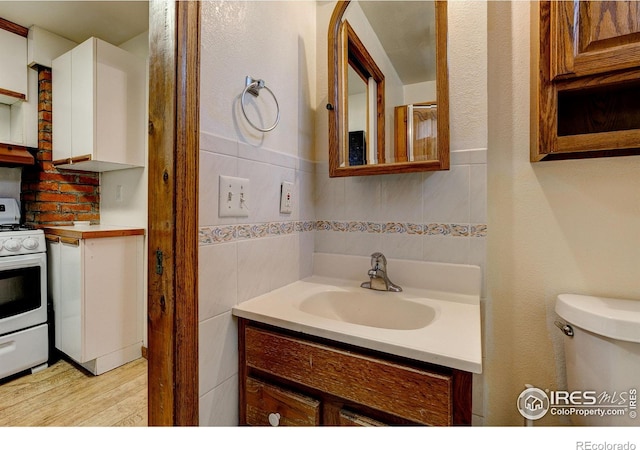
(0, 357), (147, 426)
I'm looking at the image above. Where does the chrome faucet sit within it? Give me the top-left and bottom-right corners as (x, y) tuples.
(361, 252), (402, 292)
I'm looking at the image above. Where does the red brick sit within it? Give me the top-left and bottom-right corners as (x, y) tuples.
(60, 203), (92, 213)
(59, 183), (98, 194)
(38, 172), (73, 183)
(35, 212), (75, 223)
(37, 181), (62, 192)
(38, 68), (51, 80)
(76, 175), (100, 185)
(36, 192), (77, 203)
(74, 212), (99, 222)
(32, 202), (59, 212)
(76, 194), (99, 203)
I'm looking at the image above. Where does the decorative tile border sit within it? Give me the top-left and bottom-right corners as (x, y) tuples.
(199, 220), (487, 245)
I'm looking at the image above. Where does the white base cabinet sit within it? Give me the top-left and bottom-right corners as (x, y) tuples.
(45, 226), (145, 375)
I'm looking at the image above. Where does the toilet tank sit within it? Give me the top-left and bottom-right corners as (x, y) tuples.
(556, 294), (640, 426)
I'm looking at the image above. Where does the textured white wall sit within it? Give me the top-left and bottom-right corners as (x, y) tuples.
(486, 1), (640, 425)
(198, 0), (317, 426)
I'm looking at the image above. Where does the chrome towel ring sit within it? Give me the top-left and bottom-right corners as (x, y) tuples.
(241, 76), (280, 132)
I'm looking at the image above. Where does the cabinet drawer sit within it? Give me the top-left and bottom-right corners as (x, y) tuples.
(244, 326), (453, 426)
(339, 409), (386, 426)
(245, 377), (320, 426)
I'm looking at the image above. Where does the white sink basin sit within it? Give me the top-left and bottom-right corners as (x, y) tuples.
(299, 291), (436, 330)
(232, 254), (483, 373)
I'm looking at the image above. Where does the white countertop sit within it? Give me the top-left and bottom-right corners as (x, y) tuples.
(233, 254), (483, 373)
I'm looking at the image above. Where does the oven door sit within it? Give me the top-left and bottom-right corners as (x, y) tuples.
(0, 253), (47, 337)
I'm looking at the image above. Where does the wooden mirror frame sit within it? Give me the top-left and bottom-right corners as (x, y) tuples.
(328, 0), (450, 177)
(341, 20), (385, 165)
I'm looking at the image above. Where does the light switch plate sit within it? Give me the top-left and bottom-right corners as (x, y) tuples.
(219, 175), (250, 217)
(280, 181), (293, 214)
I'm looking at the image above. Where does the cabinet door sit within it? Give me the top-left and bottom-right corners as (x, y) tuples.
(83, 236), (142, 361)
(0, 28), (27, 104)
(551, 1), (640, 79)
(58, 238), (83, 362)
(52, 37), (145, 171)
(70, 38), (95, 159)
(52, 51), (73, 162)
(245, 377), (320, 426)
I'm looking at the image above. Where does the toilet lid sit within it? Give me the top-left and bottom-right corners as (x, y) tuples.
(556, 294), (640, 343)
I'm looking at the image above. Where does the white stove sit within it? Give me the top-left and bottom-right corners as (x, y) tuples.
(0, 197), (49, 381)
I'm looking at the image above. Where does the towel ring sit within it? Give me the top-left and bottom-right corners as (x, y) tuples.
(241, 76), (280, 132)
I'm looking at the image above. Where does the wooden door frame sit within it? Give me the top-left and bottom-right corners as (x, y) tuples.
(147, 0), (200, 426)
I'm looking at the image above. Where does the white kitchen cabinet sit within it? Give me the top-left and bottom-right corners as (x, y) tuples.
(52, 37), (145, 172)
(0, 66), (38, 148)
(45, 226), (145, 375)
(0, 27), (28, 105)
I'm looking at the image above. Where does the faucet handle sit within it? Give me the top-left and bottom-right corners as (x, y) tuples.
(370, 252), (387, 269)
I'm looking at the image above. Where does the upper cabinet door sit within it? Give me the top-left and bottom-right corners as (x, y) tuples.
(0, 26), (28, 104)
(551, 1), (640, 80)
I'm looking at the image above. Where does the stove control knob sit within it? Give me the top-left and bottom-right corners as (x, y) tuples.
(22, 237), (39, 250)
(4, 238), (20, 252)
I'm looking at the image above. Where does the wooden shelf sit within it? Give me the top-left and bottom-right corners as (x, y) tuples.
(531, 1), (640, 162)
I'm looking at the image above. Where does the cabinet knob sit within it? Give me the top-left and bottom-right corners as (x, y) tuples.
(268, 412), (281, 427)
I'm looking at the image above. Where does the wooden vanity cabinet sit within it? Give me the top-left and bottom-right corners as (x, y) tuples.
(532, 0), (640, 161)
(238, 319), (472, 426)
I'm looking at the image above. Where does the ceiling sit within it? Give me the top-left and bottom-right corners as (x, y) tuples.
(0, 1), (148, 46)
(358, 1), (436, 85)
(0, 1), (432, 85)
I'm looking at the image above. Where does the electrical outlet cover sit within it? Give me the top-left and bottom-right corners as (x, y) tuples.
(219, 175), (250, 217)
(280, 181), (293, 214)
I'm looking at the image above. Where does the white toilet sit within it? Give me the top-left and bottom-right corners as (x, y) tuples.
(556, 293), (640, 426)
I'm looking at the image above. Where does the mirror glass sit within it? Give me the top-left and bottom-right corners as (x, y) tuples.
(328, 0), (449, 177)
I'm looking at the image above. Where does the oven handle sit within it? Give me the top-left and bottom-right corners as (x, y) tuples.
(0, 340), (17, 355)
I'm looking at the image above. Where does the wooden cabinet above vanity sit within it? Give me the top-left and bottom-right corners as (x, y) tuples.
(532, 1), (640, 161)
(239, 319), (472, 426)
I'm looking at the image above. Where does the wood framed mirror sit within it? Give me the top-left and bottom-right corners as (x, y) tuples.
(327, 0), (449, 177)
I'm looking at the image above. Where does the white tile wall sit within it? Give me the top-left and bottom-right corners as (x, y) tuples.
(199, 374), (239, 426)
(314, 149), (487, 267)
(198, 132), (315, 426)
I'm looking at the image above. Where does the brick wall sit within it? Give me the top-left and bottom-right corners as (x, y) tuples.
(21, 67), (100, 227)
